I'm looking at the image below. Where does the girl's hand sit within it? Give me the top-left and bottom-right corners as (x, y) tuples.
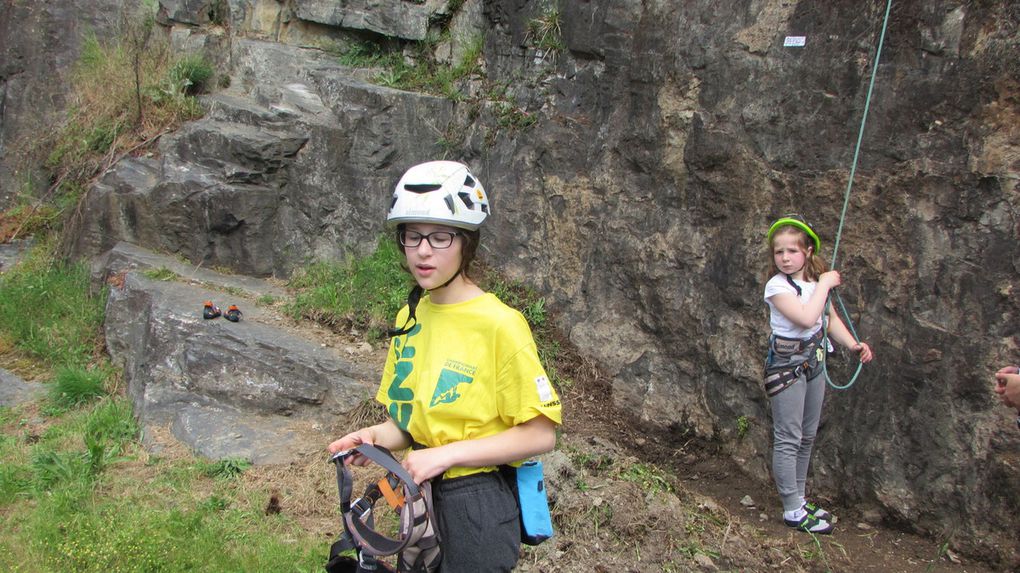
(995, 365), (1020, 377)
(818, 270), (842, 289)
(994, 368), (1020, 409)
(852, 341), (874, 363)
(327, 428), (376, 466)
(402, 447), (455, 484)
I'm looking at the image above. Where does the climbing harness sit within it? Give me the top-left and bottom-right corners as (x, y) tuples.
(326, 445), (441, 573)
(820, 0), (893, 390)
(763, 331), (825, 397)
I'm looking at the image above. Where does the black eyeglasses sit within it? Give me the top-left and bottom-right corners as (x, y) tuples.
(398, 230), (461, 249)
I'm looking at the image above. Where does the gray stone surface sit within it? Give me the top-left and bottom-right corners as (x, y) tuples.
(0, 239), (33, 273)
(292, 0), (450, 41)
(70, 38), (455, 278)
(0, 368), (44, 408)
(99, 244), (379, 464)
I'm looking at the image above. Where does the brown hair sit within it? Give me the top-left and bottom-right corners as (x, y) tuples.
(765, 225), (828, 282)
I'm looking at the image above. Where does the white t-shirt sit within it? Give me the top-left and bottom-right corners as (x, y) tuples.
(764, 273), (823, 339)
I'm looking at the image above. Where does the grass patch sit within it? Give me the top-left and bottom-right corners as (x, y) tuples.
(255, 294), (278, 307)
(1, 360), (329, 573)
(620, 462), (674, 494)
(527, 1), (565, 54)
(0, 249), (107, 370)
(337, 32), (484, 100)
(141, 266), (179, 281)
(286, 236), (412, 339)
(0, 436), (330, 572)
(50, 367), (108, 408)
(199, 457), (253, 479)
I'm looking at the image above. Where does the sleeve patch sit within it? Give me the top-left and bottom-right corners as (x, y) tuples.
(535, 375), (553, 402)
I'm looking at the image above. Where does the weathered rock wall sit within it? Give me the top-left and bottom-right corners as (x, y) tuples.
(476, 0), (1020, 561)
(0, 0), (122, 205)
(5, 0), (1020, 564)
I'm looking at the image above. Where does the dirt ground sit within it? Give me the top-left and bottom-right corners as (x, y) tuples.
(309, 334), (1005, 572)
(543, 362), (1001, 573)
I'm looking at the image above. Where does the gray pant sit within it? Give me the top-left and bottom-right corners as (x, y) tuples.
(767, 339), (826, 513)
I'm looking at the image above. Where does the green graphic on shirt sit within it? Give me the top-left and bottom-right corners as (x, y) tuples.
(429, 368), (474, 407)
(389, 402), (412, 431)
(386, 324), (421, 430)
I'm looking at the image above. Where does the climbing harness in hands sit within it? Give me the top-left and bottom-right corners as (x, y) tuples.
(326, 445), (441, 573)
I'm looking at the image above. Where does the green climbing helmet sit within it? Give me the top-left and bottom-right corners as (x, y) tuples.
(767, 215), (821, 252)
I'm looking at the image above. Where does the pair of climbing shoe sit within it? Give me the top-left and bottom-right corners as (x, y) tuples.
(784, 501), (834, 534)
(203, 301), (242, 322)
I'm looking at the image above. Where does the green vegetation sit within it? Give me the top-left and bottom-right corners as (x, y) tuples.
(286, 236), (412, 338)
(141, 266), (179, 281)
(736, 415), (749, 439)
(569, 449), (614, 473)
(198, 457), (253, 479)
(620, 462), (674, 494)
(0, 247), (106, 369)
(256, 294), (278, 307)
(338, 33), (484, 100)
(0, 245), (327, 572)
(527, 1), (564, 54)
(50, 367), (109, 409)
(481, 83), (539, 146)
(328, 12), (543, 147)
(0, 407), (326, 572)
(799, 533), (847, 570)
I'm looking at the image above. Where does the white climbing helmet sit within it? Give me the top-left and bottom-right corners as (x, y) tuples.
(386, 161), (490, 230)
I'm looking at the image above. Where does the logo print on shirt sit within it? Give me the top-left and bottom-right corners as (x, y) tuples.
(430, 368), (474, 407)
(385, 323), (421, 430)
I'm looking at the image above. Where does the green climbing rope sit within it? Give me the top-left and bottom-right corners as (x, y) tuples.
(823, 0), (893, 390)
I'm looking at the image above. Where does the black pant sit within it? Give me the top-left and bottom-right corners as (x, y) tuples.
(431, 471), (520, 572)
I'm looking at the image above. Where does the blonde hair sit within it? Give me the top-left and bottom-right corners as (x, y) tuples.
(765, 225), (828, 282)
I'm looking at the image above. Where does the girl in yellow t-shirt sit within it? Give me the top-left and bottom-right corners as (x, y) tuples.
(328, 161), (562, 572)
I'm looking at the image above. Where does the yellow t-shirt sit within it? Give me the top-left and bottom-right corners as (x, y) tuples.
(377, 292), (562, 479)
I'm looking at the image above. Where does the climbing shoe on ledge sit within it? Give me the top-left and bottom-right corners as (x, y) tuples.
(203, 301), (221, 319)
(225, 304), (242, 322)
(784, 513), (834, 534)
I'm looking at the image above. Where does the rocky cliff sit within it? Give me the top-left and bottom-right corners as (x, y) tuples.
(3, 0), (1019, 564)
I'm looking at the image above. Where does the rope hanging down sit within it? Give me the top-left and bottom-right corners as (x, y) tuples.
(823, 0), (893, 390)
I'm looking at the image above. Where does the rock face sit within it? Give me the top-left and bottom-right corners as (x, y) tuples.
(0, 0), (122, 205)
(5, 0), (1020, 563)
(71, 45), (456, 276)
(95, 242), (380, 464)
